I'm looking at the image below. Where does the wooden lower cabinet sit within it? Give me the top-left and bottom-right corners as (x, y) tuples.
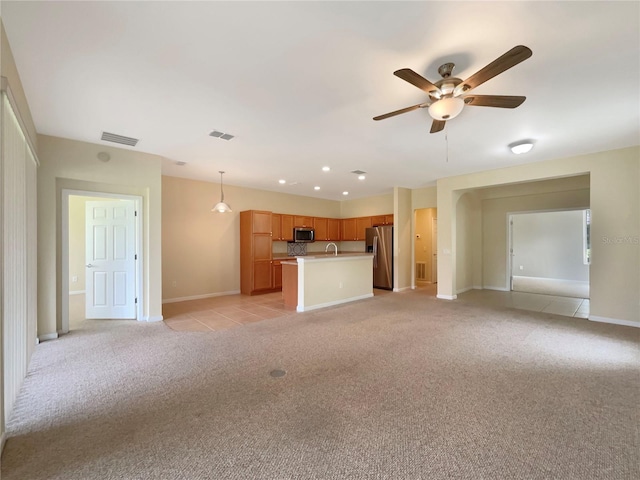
(272, 259), (283, 290)
(241, 210), (278, 295)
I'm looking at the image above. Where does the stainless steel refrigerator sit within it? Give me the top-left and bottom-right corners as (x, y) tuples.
(365, 226), (393, 290)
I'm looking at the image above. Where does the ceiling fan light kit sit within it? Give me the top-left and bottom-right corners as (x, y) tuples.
(428, 97), (465, 121)
(374, 45), (533, 133)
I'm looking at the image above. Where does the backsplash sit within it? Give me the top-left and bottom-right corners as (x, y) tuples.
(287, 242), (307, 256)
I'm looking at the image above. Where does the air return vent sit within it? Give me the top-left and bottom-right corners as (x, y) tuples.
(101, 132), (139, 146)
(209, 130), (235, 141)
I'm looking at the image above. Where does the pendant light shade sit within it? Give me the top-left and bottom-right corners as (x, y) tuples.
(428, 96), (465, 121)
(212, 171), (232, 213)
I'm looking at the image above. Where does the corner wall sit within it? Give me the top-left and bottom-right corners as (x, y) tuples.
(438, 147), (640, 325)
(37, 135), (164, 337)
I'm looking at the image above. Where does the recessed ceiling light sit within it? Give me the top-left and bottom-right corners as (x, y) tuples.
(278, 179), (286, 184)
(342, 191), (349, 196)
(358, 175), (366, 180)
(509, 140), (534, 154)
(322, 166), (331, 172)
(314, 186), (320, 190)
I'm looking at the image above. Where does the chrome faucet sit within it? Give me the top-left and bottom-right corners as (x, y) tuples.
(325, 242), (338, 256)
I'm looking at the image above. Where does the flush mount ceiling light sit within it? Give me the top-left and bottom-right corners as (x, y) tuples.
(278, 179), (286, 184)
(212, 171), (232, 213)
(314, 186), (320, 190)
(358, 175), (366, 180)
(322, 166), (331, 172)
(509, 140), (535, 154)
(342, 191), (349, 196)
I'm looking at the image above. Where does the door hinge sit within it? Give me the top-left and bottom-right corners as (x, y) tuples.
(135, 211), (138, 217)
(135, 298), (138, 304)
(135, 254), (137, 260)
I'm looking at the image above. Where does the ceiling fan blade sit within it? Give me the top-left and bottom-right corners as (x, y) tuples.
(458, 45), (532, 93)
(430, 120), (446, 133)
(394, 69), (441, 95)
(463, 95), (526, 108)
(373, 103), (424, 121)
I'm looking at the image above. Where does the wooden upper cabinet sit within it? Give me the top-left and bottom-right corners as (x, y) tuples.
(327, 218), (341, 241)
(252, 210), (272, 234)
(371, 214), (394, 226)
(314, 217), (328, 241)
(355, 216), (372, 240)
(271, 213), (282, 240)
(341, 218), (357, 241)
(281, 214), (294, 241)
(294, 215), (314, 227)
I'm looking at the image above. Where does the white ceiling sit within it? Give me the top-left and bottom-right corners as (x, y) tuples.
(2, 1), (639, 200)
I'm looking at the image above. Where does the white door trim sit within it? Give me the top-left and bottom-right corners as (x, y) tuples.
(61, 189), (143, 334)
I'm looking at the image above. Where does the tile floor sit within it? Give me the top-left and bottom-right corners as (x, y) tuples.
(162, 291), (296, 332)
(69, 287), (589, 333)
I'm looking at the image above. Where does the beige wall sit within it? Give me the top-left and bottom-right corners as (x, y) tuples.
(412, 186), (437, 211)
(456, 192), (481, 293)
(340, 193), (393, 217)
(37, 135), (163, 336)
(1, 21), (37, 150)
(162, 175), (342, 301)
(437, 147), (639, 325)
(394, 187), (412, 291)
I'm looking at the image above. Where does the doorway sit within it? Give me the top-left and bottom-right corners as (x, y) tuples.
(62, 191), (143, 333)
(414, 208), (437, 287)
(508, 209), (590, 298)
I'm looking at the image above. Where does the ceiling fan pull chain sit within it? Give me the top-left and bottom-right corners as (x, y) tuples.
(445, 127), (449, 163)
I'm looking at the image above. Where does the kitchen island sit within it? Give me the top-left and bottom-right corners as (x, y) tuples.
(282, 253), (374, 312)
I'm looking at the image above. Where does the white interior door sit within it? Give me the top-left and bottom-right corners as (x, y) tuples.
(85, 200), (136, 319)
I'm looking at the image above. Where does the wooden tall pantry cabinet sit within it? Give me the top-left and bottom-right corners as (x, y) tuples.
(240, 210), (275, 295)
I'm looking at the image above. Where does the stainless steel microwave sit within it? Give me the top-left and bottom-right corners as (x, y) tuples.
(293, 227), (315, 243)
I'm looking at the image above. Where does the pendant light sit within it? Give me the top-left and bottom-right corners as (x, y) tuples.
(212, 171), (232, 213)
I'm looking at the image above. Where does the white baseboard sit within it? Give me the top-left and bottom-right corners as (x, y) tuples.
(162, 290), (241, 304)
(69, 290), (85, 295)
(142, 315), (164, 322)
(38, 332), (59, 342)
(297, 293), (374, 312)
(393, 286), (412, 292)
(483, 286), (510, 292)
(589, 315), (640, 328)
(456, 286), (474, 294)
(437, 294), (457, 300)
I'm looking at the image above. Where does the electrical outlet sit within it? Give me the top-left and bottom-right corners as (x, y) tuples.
(72, 275), (78, 283)
(519, 265), (524, 270)
(339, 281), (343, 288)
(172, 280), (177, 287)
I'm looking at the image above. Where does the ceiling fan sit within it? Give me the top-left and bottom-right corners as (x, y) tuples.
(373, 45), (532, 133)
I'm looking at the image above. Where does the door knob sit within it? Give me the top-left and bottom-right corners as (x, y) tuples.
(86, 264), (95, 268)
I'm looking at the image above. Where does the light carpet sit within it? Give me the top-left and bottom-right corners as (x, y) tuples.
(2, 290), (638, 479)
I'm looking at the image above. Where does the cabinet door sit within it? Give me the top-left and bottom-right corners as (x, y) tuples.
(371, 215), (385, 226)
(254, 234), (272, 261)
(341, 218), (356, 241)
(253, 260), (273, 291)
(272, 213), (282, 240)
(253, 211), (272, 234)
(356, 217), (372, 240)
(281, 215), (294, 241)
(294, 215), (313, 227)
(272, 260), (283, 290)
(314, 217), (328, 241)
(327, 218), (341, 241)
(385, 214), (394, 225)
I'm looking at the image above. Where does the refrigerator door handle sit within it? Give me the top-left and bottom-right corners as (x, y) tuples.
(373, 235), (378, 268)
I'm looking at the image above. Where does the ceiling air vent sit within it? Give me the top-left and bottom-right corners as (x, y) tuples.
(351, 170), (367, 175)
(101, 131), (139, 147)
(209, 130), (235, 141)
